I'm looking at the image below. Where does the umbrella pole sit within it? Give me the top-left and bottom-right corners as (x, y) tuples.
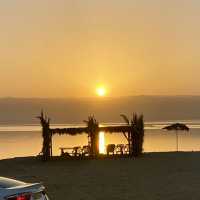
(176, 131), (178, 152)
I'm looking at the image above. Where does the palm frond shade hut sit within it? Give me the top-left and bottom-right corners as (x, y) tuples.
(163, 123), (189, 151)
(38, 111), (145, 160)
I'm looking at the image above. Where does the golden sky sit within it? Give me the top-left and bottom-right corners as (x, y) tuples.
(1, 0), (200, 97)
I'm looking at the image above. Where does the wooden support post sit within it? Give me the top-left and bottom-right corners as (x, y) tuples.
(37, 111), (52, 161)
(85, 116), (99, 158)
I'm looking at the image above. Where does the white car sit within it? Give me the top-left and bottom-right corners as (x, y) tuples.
(0, 177), (49, 200)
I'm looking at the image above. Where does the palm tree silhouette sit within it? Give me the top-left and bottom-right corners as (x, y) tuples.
(120, 113), (144, 157)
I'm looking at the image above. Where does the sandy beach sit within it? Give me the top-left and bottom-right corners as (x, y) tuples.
(1, 152), (200, 200)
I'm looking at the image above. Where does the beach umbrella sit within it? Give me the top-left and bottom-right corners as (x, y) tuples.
(163, 123), (190, 152)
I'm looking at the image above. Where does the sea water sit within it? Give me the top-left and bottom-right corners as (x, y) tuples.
(0, 121), (200, 159)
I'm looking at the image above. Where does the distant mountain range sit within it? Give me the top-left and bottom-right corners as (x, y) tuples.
(0, 96), (200, 124)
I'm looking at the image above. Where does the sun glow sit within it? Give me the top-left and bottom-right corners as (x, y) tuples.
(99, 131), (105, 154)
(96, 86), (106, 97)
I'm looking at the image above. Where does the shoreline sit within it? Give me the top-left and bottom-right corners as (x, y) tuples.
(1, 151), (200, 161)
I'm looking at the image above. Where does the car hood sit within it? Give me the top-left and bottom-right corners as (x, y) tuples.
(0, 183), (45, 197)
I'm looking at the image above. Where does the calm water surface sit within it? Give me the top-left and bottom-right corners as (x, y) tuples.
(0, 121), (200, 159)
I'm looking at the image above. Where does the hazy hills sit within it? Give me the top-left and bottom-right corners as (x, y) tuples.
(0, 96), (200, 124)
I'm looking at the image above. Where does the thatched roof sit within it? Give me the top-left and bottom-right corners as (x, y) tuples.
(163, 123), (189, 131)
(50, 125), (131, 135)
(51, 127), (87, 135)
(99, 125), (131, 133)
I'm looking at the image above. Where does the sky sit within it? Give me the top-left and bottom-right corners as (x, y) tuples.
(1, 0), (200, 98)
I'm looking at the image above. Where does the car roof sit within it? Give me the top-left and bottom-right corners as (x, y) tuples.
(0, 177), (26, 189)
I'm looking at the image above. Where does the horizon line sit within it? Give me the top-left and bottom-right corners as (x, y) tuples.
(1, 95), (200, 99)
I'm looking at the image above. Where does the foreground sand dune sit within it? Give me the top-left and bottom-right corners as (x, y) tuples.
(1, 152), (200, 200)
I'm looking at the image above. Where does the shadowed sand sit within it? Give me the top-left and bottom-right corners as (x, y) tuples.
(1, 152), (200, 200)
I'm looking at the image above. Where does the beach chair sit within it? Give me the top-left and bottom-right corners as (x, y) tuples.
(106, 144), (115, 155)
(81, 145), (90, 156)
(116, 144), (125, 155)
(124, 144), (130, 154)
(72, 146), (82, 157)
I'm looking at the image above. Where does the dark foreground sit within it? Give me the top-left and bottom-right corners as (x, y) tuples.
(1, 152), (200, 200)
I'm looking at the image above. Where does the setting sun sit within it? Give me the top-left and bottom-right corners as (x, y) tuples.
(96, 86), (106, 97)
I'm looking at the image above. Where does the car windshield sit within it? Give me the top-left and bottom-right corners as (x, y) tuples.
(0, 177), (26, 188)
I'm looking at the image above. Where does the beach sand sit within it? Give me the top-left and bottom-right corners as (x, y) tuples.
(1, 152), (200, 200)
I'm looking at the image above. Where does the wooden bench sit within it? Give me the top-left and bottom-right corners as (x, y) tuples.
(60, 146), (90, 157)
(60, 146), (82, 157)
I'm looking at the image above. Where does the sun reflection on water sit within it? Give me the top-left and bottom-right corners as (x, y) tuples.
(99, 131), (105, 154)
